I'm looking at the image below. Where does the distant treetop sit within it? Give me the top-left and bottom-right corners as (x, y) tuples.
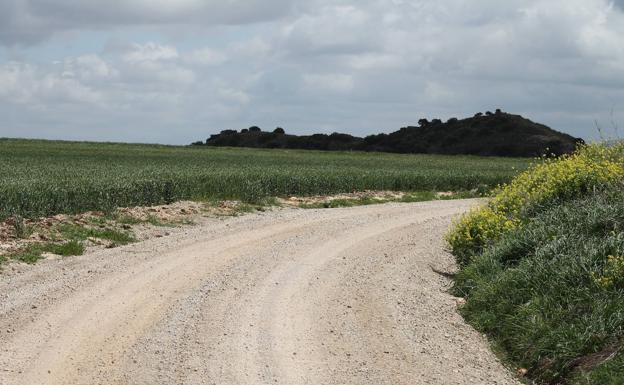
(194, 111), (582, 157)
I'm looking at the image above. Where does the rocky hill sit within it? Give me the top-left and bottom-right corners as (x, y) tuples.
(193, 111), (583, 157)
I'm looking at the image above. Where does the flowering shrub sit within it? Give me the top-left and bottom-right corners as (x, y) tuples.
(446, 207), (519, 266)
(453, 191), (624, 384)
(593, 255), (624, 289)
(447, 143), (624, 264)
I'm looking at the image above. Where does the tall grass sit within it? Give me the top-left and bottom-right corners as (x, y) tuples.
(0, 138), (528, 219)
(454, 191), (624, 383)
(447, 142), (624, 384)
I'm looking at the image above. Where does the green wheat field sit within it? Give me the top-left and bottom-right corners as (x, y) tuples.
(1, 138), (529, 219)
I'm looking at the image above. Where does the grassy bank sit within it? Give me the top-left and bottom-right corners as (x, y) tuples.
(447, 143), (624, 384)
(0, 138), (527, 219)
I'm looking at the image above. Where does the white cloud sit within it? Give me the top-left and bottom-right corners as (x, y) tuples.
(303, 73), (354, 93)
(184, 48), (227, 66)
(113, 43), (196, 88)
(63, 54), (119, 81)
(229, 37), (272, 58)
(0, 0), (295, 45)
(0, 62), (102, 106)
(282, 5), (377, 55)
(424, 81), (455, 103)
(217, 87), (251, 104)
(0, 62), (37, 103)
(2, 0), (624, 143)
(346, 53), (404, 71)
(122, 42), (179, 63)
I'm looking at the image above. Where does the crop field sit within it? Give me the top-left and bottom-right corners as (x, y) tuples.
(0, 138), (529, 220)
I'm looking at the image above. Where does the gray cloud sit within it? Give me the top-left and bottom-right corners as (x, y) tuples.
(1, 0), (624, 143)
(0, 0), (295, 45)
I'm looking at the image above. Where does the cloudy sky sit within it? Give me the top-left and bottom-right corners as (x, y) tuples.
(1, 0), (623, 144)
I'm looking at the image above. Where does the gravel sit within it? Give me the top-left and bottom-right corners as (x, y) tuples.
(0, 199), (519, 385)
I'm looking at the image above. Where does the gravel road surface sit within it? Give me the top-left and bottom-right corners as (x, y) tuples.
(0, 200), (519, 385)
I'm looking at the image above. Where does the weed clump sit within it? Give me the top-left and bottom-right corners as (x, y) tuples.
(57, 223), (135, 246)
(10, 241), (85, 264)
(10, 214), (32, 239)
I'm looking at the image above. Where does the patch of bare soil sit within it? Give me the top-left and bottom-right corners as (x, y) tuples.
(278, 190), (462, 206)
(0, 200), (257, 261)
(0, 192), (465, 263)
(278, 190), (403, 206)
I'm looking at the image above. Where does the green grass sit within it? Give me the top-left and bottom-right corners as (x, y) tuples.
(572, 353), (624, 384)
(300, 198), (383, 209)
(48, 240), (85, 257)
(10, 241), (85, 264)
(2, 223), (135, 266)
(57, 224), (136, 245)
(453, 190), (624, 384)
(0, 138), (528, 220)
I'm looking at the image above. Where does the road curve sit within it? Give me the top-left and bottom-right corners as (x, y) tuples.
(0, 200), (518, 385)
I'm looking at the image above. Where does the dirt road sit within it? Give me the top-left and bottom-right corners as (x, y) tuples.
(0, 200), (518, 385)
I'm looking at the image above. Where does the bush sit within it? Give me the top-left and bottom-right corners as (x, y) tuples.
(446, 207), (519, 266)
(453, 191), (624, 384)
(447, 143), (624, 265)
